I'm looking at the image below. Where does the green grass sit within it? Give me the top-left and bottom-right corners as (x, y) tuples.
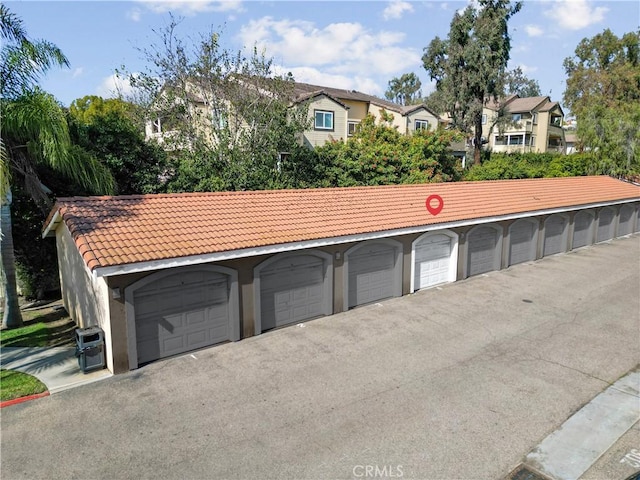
(0, 322), (49, 347)
(0, 369), (47, 402)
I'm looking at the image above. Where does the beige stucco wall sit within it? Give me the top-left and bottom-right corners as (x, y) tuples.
(56, 224), (113, 372)
(343, 100), (368, 121)
(407, 109), (439, 134)
(303, 96), (348, 147)
(367, 104), (405, 132)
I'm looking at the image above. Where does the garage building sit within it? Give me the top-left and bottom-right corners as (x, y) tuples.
(43, 176), (640, 373)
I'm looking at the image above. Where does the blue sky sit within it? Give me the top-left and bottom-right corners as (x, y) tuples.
(6, 0), (639, 112)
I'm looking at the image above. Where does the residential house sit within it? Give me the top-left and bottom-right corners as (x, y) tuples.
(291, 82), (441, 147)
(481, 95), (566, 154)
(145, 79), (442, 149)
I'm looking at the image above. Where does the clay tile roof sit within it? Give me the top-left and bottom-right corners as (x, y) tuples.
(45, 176), (640, 273)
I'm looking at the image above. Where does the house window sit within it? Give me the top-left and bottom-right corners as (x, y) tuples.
(314, 110), (334, 131)
(509, 135), (524, 145)
(532, 113), (538, 125)
(212, 108), (228, 129)
(348, 121), (360, 136)
(494, 135), (506, 146)
(415, 119), (429, 131)
(511, 113), (522, 122)
(481, 114), (487, 125)
(530, 135), (536, 146)
(152, 118), (162, 134)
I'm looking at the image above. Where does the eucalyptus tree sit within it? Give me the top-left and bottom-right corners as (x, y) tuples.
(422, 0), (522, 165)
(1, 6), (113, 327)
(563, 29), (640, 175)
(385, 73), (423, 106)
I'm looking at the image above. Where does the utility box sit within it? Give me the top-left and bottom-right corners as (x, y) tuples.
(75, 326), (105, 373)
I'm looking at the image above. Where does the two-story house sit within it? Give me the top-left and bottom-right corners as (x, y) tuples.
(145, 79), (441, 150)
(291, 82), (440, 147)
(480, 95), (566, 154)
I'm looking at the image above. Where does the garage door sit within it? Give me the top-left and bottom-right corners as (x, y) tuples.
(348, 243), (400, 308)
(509, 220), (537, 266)
(617, 205), (634, 236)
(414, 234), (453, 290)
(543, 215), (568, 256)
(134, 270), (231, 365)
(260, 254), (328, 331)
(467, 226), (501, 276)
(572, 211), (594, 249)
(596, 208), (615, 243)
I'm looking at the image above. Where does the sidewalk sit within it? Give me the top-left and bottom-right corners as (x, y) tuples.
(0, 346), (112, 395)
(518, 369), (640, 480)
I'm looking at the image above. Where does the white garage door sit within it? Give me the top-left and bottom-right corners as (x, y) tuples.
(134, 270), (231, 365)
(572, 211), (593, 249)
(260, 255), (327, 330)
(543, 215), (568, 256)
(467, 226), (500, 276)
(617, 205), (634, 236)
(414, 234), (453, 290)
(348, 243), (399, 308)
(596, 208), (615, 243)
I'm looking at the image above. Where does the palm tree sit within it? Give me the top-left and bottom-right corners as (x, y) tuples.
(1, 6), (114, 328)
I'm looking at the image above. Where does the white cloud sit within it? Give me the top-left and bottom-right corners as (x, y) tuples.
(383, 0), (414, 20)
(518, 64), (538, 74)
(545, 0), (607, 30)
(524, 24), (543, 37)
(127, 8), (142, 21)
(274, 66), (384, 96)
(96, 73), (136, 99)
(238, 17), (421, 80)
(72, 67), (84, 78)
(440, 3), (448, 10)
(137, 0), (243, 16)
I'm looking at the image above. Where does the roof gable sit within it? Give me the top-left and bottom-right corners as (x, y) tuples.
(44, 177), (639, 275)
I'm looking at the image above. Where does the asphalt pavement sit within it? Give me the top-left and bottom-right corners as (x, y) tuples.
(1, 235), (639, 480)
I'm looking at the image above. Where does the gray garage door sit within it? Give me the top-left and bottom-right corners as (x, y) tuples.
(636, 207), (640, 233)
(134, 270), (231, 364)
(509, 220), (537, 266)
(572, 211), (594, 249)
(414, 234), (453, 290)
(543, 215), (568, 256)
(348, 243), (399, 308)
(467, 226), (501, 276)
(596, 208), (615, 243)
(260, 255), (327, 331)
(617, 205), (634, 236)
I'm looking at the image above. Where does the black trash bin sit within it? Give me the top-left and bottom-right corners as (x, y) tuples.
(75, 326), (105, 372)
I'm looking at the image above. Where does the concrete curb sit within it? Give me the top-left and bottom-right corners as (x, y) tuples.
(0, 391), (50, 408)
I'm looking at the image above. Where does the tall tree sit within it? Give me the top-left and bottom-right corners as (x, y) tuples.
(505, 66), (541, 97)
(563, 29), (640, 175)
(68, 96), (167, 195)
(422, 0), (522, 165)
(385, 73), (423, 106)
(124, 17), (310, 192)
(1, 6), (114, 327)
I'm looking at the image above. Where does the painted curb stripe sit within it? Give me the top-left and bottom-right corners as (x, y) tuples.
(0, 391), (50, 408)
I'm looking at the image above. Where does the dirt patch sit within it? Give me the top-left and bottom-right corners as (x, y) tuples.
(20, 300), (77, 347)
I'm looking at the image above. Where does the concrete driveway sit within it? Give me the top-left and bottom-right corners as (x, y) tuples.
(2, 236), (639, 480)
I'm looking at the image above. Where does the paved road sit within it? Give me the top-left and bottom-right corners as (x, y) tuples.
(2, 236), (639, 480)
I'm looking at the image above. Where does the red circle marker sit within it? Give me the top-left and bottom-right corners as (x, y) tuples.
(425, 195), (444, 216)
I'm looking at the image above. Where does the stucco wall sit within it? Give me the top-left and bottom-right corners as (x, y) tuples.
(56, 223), (113, 372)
(407, 109), (439, 134)
(303, 96), (348, 147)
